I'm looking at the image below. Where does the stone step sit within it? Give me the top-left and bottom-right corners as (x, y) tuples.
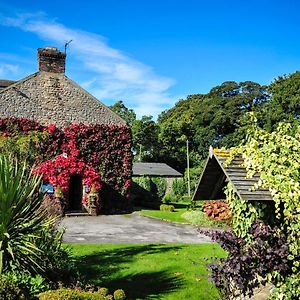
(65, 211), (90, 217)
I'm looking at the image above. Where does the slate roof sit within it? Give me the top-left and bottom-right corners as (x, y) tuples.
(0, 79), (16, 90)
(133, 163), (182, 177)
(193, 147), (273, 201)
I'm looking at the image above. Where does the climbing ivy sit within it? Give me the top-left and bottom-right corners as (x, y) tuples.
(224, 182), (261, 241)
(227, 114), (300, 278)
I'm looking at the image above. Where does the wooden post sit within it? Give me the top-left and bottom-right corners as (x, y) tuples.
(187, 139), (191, 198)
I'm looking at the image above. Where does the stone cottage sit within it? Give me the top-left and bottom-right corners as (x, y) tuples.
(0, 47), (132, 215)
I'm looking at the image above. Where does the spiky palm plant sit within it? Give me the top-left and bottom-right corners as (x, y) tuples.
(0, 154), (51, 274)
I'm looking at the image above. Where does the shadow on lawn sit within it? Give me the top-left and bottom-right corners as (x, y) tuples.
(73, 244), (184, 299)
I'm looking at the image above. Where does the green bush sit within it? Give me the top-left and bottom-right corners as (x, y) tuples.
(160, 204), (175, 212)
(133, 176), (152, 192)
(38, 288), (125, 300)
(0, 276), (26, 300)
(151, 177), (167, 199)
(269, 274), (300, 300)
(113, 289), (126, 300)
(162, 193), (177, 204)
(1, 270), (50, 298)
(172, 178), (186, 198)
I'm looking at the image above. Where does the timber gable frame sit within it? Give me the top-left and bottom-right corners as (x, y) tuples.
(192, 146), (273, 202)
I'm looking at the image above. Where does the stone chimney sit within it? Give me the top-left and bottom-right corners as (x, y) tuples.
(38, 47), (66, 73)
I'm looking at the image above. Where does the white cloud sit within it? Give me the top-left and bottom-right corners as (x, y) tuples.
(1, 13), (176, 118)
(0, 63), (19, 77)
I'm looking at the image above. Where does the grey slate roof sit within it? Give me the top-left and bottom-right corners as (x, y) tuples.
(0, 79), (16, 90)
(0, 72), (126, 128)
(193, 147), (273, 201)
(133, 163), (182, 177)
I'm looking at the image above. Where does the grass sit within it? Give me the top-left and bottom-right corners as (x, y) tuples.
(138, 208), (188, 224)
(69, 243), (226, 300)
(137, 204), (229, 229)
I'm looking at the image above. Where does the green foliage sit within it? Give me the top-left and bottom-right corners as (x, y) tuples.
(224, 182), (263, 241)
(113, 289), (126, 300)
(2, 270), (50, 298)
(38, 287), (125, 300)
(158, 81), (268, 169)
(218, 117), (300, 297)
(109, 100), (136, 125)
(0, 276), (26, 300)
(229, 119), (300, 269)
(160, 204), (175, 212)
(0, 154), (46, 274)
(0, 154), (74, 286)
(269, 273), (300, 300)
(172, 178), (186, 198)
(182, 210), (228, 228)
(132, 116), (160, 161)
(162, 193), (176, 204)
(0, 131), (49, 164)
(133, 176), (152, 192)
(151, 177), (167, 199)
(264, 71), (300, 131)
(132, 176), (167, 206)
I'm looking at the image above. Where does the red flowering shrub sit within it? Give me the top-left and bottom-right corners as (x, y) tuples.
(0, 117), (133, 214)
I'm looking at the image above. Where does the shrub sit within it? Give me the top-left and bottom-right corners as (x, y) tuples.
(113, 289), (126, 300)
(162, 193), (177, 204)
(200, 221), (293, 298)
(269, 274), (300, 300)
(0, 276), (26, 300)
(151, 177), (167, 199)
(38, 288), (125, 300)
(1, 271), (50, 298)
(98, 287), (109, 296)
(172, 178), (186, 198)
(0, 155), (47, 274)
(0, 154), (74, 288)
(203, 200), (231, 220)
(160, 204), (175, 212)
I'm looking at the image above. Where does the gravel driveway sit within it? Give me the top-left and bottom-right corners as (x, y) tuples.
(61, 213), (211, 244)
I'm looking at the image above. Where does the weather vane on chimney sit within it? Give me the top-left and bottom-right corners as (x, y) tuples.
(64, 40), (73, 54)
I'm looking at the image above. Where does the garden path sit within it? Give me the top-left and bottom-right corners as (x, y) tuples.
(61, 213), (212, 244)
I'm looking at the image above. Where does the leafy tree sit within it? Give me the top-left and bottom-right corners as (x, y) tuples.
(132, 116), (159, 161)
(158, 81), (268, 170)
(109, 100), (136, 125)
(263, 71), (300, 130)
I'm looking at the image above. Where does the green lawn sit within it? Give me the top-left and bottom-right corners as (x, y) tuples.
(138, 208), (188, 224)
(69, 243), (226, 300)
(137, 207), (229, 229)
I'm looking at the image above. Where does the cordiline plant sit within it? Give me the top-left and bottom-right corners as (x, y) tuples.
(0, 154), (52, 274)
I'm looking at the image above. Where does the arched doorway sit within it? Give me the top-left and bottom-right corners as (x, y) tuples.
(69, 175), (83, 211)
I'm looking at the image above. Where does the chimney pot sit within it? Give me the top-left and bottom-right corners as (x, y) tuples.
(38, 47), (66, 73)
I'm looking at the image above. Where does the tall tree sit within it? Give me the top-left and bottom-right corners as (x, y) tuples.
(132, 116), (159, 161)
(263, 71), (300, 131)
(158, 81), (268, 171)
(109, 100), (136, 125)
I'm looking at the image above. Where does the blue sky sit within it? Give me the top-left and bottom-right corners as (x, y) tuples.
(1, 0), (300, 118)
